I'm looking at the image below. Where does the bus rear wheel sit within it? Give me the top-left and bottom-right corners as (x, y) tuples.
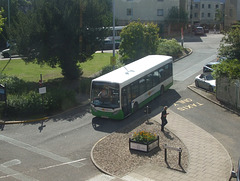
(133, 103), (138, 113)
(160, 86), (164, 96)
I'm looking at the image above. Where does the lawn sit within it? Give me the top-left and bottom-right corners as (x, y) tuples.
(0, 52), (115, 82)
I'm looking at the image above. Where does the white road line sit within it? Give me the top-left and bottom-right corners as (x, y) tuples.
(0, 135), (84, 168)
(0, 164), (39, 181)
(86, 173), (115, 181)
(1, 159), (21, 167)
(39, 158), (86, 170)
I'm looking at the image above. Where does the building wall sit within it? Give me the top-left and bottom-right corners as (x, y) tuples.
(191, 0), (224, 25)
(115, 0), (181, 25)
(224, 0), (239, 28)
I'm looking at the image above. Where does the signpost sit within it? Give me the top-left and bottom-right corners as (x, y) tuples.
(39, 74), (46, 114)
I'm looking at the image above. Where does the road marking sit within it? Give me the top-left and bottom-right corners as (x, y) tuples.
(174, 98), (204, 111)
(1, 159), (21, 167)
(0, 135), (84, 168)
(86, 174), (115, 181)
(0, 164), (39, 181)
(40, 158), (86, 170)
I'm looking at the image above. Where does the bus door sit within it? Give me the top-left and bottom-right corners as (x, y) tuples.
(121, 86), (132, 116)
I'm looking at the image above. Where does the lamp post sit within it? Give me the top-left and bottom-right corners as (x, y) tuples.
(112, 0), (115, 57)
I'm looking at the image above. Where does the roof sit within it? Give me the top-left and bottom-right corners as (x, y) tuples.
(92, 55), (172, 85)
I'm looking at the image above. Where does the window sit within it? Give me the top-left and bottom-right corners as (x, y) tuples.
(139, 78), (146, 95)
(195, 4), (198, 8)
(194, 13), (198, 18)
(229, 9), (233, 17)
(208, 13), (211, 17)
(153, 71), (160, 86)
(202, 4), (204, 8)
(157, 9), (164, 16)
(127, 8), (133, 16)
(208, 4), (211, 9)
(201, 13), (204, 18)
(131, 81), (139, 99)
(216, 4), (219, 9)
(146, 73), (153, 90)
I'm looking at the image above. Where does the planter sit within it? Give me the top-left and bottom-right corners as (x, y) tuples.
(129, 136), (159, 153)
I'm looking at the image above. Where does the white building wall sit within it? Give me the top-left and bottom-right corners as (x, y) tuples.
(115, 0), (180, 25)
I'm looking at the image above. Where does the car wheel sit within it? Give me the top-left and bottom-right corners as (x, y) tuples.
(3, 53), (9, 58)
(195, 80), (199, 87)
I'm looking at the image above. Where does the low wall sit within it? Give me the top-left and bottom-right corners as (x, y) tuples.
(216, 77), (240, 110)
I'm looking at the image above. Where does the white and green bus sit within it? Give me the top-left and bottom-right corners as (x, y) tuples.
(90, 55), (173, 120)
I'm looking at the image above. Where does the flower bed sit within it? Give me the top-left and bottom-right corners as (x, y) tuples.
(129, 131), (159, 152)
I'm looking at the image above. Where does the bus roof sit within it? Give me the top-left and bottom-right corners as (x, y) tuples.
(92, 55), (172, 85)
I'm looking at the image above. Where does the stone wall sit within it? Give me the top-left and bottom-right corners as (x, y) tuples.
(216, 77), (240, 110)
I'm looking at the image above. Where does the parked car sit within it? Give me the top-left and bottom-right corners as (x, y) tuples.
(203, 62), (220, 74)
(1, 41), (17, 58)
(231, 158), (239, 181)
(195, 27), (205, 35)
(195, 74), (216, 92)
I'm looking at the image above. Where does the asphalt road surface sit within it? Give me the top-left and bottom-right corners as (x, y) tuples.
(0, 33), (239, 180)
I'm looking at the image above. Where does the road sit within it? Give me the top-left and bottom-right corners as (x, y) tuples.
(0, 33), (239, 180)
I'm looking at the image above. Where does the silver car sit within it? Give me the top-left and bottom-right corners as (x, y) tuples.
(195, 74), (216, 92)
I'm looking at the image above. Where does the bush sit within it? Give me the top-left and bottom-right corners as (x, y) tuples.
(212, 59), (240, 79)
(157, 38), (184, 60)
(6, 89), (76, 117)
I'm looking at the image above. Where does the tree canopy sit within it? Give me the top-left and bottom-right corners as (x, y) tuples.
(219, 26), (240, 60)
(213, 26), (240, 79)
(166, 7), (188, 27)
(9, 0), (112, 79)
(0, 8), (6, 33)
(119, 21), (159, 64)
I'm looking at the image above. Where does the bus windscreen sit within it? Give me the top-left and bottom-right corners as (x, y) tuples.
(91, 82), (120, 108)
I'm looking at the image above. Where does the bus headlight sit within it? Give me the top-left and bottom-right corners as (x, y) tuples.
(113, 110), (120, 115)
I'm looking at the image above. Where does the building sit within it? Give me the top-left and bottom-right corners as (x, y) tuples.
(114, 0), (239, 31)
(224, 0), (240, 29)
(191, 0), (225, 26)
(115, 0), (191, 25)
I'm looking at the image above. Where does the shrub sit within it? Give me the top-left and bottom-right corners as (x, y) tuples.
(157, 38), (184, 60)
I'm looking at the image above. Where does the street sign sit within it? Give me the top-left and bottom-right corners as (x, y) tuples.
(39, 87), (46, 94)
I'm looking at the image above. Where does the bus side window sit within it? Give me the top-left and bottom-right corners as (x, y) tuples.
(153, 70), (160, 86)
(146, 73), (153, 90)
(139, 78), (146, 95)
(131, 81), (139, 99)
(159, 68), (164, 82)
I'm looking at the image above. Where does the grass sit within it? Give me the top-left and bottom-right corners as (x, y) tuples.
(0, 52), (116, 82)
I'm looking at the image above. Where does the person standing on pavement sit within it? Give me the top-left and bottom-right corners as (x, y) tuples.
(161, 106), (169, 132)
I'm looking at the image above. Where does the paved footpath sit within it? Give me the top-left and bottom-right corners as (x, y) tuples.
(121, 109), (232, 181)
(89, 109), (232, 181)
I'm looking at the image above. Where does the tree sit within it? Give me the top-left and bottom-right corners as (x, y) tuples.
(166, 7), (188, 33)
(119, 21), (159, 63)
(0, 8), (6, 33)
(9, 0), (112, 79)
(219, 26), (240, 60)
(213, 26), (240, 79)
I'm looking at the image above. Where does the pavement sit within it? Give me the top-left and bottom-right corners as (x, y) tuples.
(89, 86), (234, 181)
